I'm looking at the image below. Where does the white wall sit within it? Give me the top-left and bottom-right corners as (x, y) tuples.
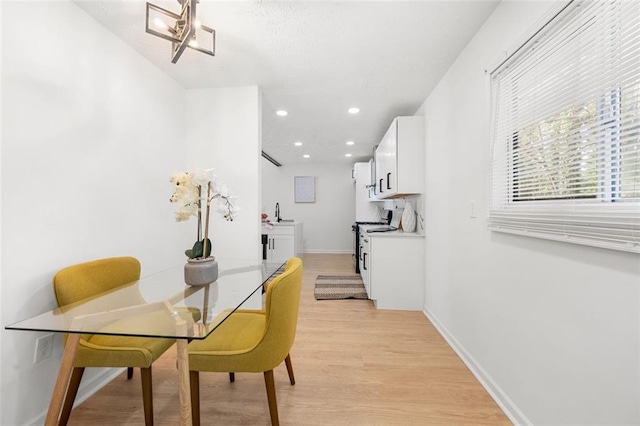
(1, 2), (189, 424)
(261, 160), (355, 253)
(420, 1), (640, 424)
(2, 4), (265, 423)
(0, 2), (4, 420)
(186, 87), (262, 260)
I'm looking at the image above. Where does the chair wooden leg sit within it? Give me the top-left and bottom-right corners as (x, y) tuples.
(284, 354), (295, 385)
(190, 371), (200, 426)
(263, 370), (279, 426)
(127, 367), (134, 380)
(229, 372), (235, 382)
(140, 367), (154, 426)
(58, 367), (85, 426)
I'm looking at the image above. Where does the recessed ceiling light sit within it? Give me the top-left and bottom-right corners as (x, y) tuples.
(294, 141), (303, 146)
(346, 141), (355, 146)
(303, 154), (310, 158)
(345, 153), (352, 157)
(348, 107), (360, 114)
(276, 110), (288, 116)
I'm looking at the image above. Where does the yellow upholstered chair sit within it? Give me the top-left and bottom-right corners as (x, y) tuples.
(188, 257), (303, 426)
(52, 256), (175, 426)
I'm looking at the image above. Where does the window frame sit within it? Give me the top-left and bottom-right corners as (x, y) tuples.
(488, 0), (640, 253)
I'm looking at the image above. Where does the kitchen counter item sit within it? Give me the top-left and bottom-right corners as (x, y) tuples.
(366, 226), (397, 233)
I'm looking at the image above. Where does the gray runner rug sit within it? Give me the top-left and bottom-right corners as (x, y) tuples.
(314, 275), (368, 300)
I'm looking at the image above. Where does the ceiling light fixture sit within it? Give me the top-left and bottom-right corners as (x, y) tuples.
(294, 141), (303, 146)
(348, 107), (360, 114)
(346, 141), (355, 145)
(145, 0), (215, 64)
(276, 110), (288, 116)
(303, 154), (310, 158)
(345, 154), (352, 157)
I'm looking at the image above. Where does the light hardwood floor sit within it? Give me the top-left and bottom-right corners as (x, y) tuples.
(67, 253), (510, 425)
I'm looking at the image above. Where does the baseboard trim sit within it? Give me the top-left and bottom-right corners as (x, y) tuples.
(422, 306), (530, 426)
(28, 368), (123, 425)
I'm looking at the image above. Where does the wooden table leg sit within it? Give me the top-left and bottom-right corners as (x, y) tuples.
(175, 326), (192, 425)
(45, 333), (80, 426)
(202, 285), (210, 325)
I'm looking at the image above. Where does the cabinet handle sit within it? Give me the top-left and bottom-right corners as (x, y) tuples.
(359, 246), (363, 260)
(379, 178), (384, 193)
(363, 253), (368, 270)
(386, 172), (391, 190)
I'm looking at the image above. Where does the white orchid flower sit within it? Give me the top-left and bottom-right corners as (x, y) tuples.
(191, 168), (216, 188)
(170, 167), (239, 257)
(215, 183), (229, 197)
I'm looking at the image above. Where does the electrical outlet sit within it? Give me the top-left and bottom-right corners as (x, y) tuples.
(34, 333), (54, 363)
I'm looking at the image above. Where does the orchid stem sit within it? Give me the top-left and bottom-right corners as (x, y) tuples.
(196, 186), (202, 243)
(203, 182), (212, 259)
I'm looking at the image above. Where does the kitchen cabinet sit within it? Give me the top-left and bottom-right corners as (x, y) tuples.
(358, 230), (371, 295)
(263, 222), (303, 261)
(375, 116), (424, 198)
(358, 226), (424, 310)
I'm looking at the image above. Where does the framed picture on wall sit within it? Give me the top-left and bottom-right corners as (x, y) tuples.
(294, 176), (315, 203)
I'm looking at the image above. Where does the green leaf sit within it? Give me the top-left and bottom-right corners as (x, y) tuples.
(189, 239), (212, 259)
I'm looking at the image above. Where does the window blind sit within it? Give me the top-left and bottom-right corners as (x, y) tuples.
(489, 0), (640, 253)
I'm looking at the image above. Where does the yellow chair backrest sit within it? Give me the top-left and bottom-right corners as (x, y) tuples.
(53, 256), (141, 307)
(259, 257), (303, 369)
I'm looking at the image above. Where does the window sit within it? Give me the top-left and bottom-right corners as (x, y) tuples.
(489, 0), (640, 253)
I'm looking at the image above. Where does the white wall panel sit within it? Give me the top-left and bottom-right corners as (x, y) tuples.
(1, 2), (188, 423)
(420, 1), (640, 424)
(186, 87), (262, 260)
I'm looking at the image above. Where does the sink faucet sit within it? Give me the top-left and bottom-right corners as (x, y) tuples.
(275, 203), (281, 222)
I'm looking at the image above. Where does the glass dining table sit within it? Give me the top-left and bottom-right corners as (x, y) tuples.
(5, 258), (286, 426)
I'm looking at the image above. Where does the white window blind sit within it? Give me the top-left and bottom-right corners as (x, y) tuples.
(489, 0), (640, 253)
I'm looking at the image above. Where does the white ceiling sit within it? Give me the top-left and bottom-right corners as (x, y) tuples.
(74, 0), (499, 166)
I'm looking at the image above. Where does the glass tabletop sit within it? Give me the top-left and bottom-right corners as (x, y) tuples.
(5, 259), (286, 340)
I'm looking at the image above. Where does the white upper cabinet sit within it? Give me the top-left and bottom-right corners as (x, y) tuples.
(374, 116), (424, 198)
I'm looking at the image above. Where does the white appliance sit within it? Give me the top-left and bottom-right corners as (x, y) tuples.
(353, 162), (381, 222)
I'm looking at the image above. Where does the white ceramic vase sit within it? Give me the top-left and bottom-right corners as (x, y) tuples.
(401, 202), (416, 233)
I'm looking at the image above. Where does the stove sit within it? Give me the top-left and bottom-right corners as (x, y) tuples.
(352, 221), (387, 273)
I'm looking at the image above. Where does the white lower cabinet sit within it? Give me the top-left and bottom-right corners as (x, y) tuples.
(362, 232), (424, 310)
(266, 234), (294, 261)
(263, 222), (303, 262)
(359, 231), (371, 296)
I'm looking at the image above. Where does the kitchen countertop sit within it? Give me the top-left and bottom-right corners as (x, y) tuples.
(359, 224), (424, 238)
(261, 221), (302, 230)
